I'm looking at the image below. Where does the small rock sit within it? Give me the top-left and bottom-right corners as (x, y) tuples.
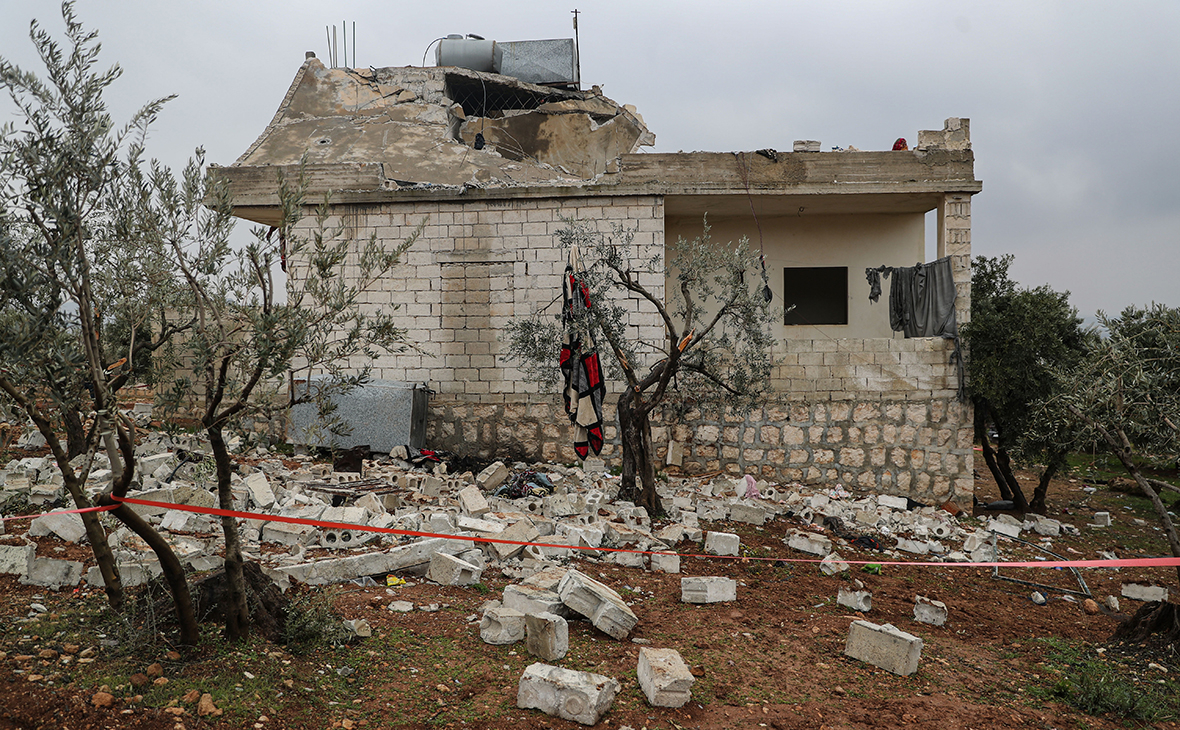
(1149, 662), (1168, 673)
(62, 644), (80, 655)
(1105, 596), (1120, 612)
(130, 673), (150, 688)
(38, 649), (58, 660)
(388, 601), (414, 613)
(196, 693), (221, 717)
(147, 663), (164, 678)
(1031, 592), (1047, 606)
(79, 647), (97, 659)
(1082, 599), (1099, 615)
(182, 689), (201, 703)
(165, 650), (182, 661)
(92, 691), (115, 708)
(30, 603), (47, 613)
(164, 707), (185, 716)
(153, 677), (169, 686)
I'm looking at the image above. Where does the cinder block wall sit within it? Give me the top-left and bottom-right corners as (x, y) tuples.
(289, 192), (973, 502)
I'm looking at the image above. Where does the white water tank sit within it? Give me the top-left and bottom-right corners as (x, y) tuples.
(436, 34), (495, 72)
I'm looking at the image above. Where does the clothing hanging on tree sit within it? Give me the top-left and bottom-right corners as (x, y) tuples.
(559, 244), (606, 459)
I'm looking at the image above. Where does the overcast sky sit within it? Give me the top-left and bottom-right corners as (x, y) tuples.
(3, 1), (1177, 321)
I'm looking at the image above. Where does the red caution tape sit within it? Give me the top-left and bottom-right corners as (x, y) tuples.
(110, 495), (1180, 571)
(1, 504), (117, 522)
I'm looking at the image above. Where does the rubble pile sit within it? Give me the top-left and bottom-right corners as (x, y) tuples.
(0, 431), (1118, 593)
(2, 427), (1171, 721)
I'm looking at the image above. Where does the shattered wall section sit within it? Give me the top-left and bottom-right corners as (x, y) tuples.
(232, 58), (653, 188)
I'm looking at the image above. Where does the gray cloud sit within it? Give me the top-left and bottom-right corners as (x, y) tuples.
(3, 0), (1176, 319)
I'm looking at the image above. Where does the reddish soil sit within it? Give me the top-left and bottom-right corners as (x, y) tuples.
(2, 467), (1178, 730)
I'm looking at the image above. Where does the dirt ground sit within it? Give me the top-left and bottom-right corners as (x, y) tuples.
(2, 460), (1179, 730)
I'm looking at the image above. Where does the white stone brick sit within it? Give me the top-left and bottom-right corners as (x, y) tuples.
(844, 620), (923, 676)
(637, 647), (694, 708)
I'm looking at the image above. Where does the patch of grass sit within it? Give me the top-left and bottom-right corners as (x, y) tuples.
(1033, 638), (1179, 723)
(282, 588), (351, 655)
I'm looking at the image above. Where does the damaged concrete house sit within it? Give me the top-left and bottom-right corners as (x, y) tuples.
(215, 35), (981, 504)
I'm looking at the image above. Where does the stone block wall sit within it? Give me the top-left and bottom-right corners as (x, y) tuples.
(287, 194), (665, 398)
(424, 335), (973, 503)
(292, 189), (973, 502)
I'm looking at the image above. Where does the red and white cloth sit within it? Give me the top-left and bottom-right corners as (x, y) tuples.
(559, 244), (605, 459)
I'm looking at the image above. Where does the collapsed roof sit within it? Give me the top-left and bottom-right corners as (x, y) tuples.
(231, 56), (655, 189)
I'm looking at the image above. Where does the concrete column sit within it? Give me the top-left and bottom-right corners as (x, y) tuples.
(936, 193), (972, 327)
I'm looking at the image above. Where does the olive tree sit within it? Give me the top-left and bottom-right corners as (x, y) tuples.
(1049, 304), (1180, 582)
(962, 255), (1090, 512)
(506, 220), (778, 515)
(151, 160), (421, 640)
(0, 3), (197, 642)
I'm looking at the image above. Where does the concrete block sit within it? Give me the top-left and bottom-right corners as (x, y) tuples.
(456, 515), (504, 535)
(503, 584), (567, 616)
(28, 511), (87, 543)
(525, 612), (568, 661)
(969, 543), (997, 563)
(681, 576), (736, 603)
(787, 530), (832, 557)
(844, 620), (923, 676)
(261, 521), (318, 546)
(878, 494), (908, 510)
(913, 595), (948, 626)
(457, 485), (490, 516)
(654, 524), (684, 544)
(820, 553), (849, 576)
(637, 647), (694, 708)
(704, 531), (740, 557)
(1093, 512), (1112, 527)
(517, 663), (619, 726)
(837, 588), (872, 612)
(557, 569), (638, 640)
(420, 475), (442, 497)
(428, 552), (482, 586)
(480, 606), (526, 645)
(278, 536), (471, 585)
(581, 457), (606, 474)
(728, 502), (767, 526)
(987, 518), (1021, 538)
(0, 542), (35, 576)
(492, 518), (540, 560)
(895, 538), (929, 555)
(1121, 583), (1169, 602)
(607, 549), (646, 568)
(354, 492), (385, 514)
(1033, 517), (1061, 537)
(543, 493), (579, 519)
(477, 461), (511, 491)
(85, 562), (160, 588)
(243, 472), (275, 509)
(650, 551), (680, 574)
(21, 557), (84, 589)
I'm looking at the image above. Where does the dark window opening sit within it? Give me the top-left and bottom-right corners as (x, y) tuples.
(446, 74), (562, 119)
(783, 267), (848, 325)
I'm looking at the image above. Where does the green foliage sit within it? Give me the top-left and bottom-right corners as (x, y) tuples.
(0, 2), (179, 424)
(1056, 304), (1180, 456)
(963, 254), (1090, 455)
(1037, 638), (1176, 722)
(282, 589), (351, 655)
